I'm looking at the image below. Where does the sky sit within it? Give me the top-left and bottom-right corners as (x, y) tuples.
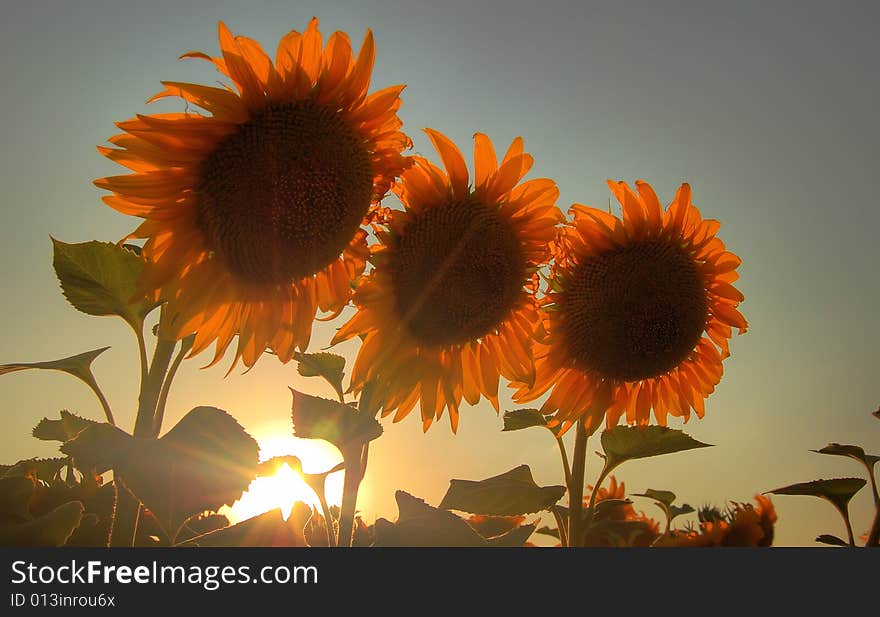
(1, 0), (878, 546)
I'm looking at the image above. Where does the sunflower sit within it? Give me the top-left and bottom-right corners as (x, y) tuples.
(333, 130), (563, 431)
(94, 19), (411, 368)
(514, 180), (746, 433)
(582, 476), (661, 547)
(656, 496), (776, 547)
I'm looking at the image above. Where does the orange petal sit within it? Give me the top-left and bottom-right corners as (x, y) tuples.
(424, 128), (469, 199)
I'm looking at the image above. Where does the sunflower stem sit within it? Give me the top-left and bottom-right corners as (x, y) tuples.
(110, 488), (141, 547)
(865, 465), (880, 547)
(81, 371), (116, 426)
(317, 490), (337, 548)
(152, 335), (194, 438)
(555, 435), (572, 493)
(134, 334), (176, 438)
(567, 418), (588, 547)
(337, 444), (367, 548)
(116, 312), (176, 547)
(135, 323), (149, 394)
(551, 506), (568, 548)
(841, 506), (856, 547)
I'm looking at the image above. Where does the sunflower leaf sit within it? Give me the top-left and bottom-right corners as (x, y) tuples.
(502, 408), (559, 435)
(600, 426), (712, 473)
(632, 488), (677, 507)
(59, 423), (131, 474)
(52, 238), (160, 331)
(0, 476), (35, 521)
(63, 407), (260, 541)
(767, 478), (866, 513)
(815, 534), (849, 547)
(1, 458), (70, 484)
(177, 505), (311, 547)
(290, 388), (382, 455)
(294, 352), (346, 401)
(374, 491), (487, 547)
(0, 346), (109, 383)
(486, 523), (536, 547)
(33, 410), (100, 443)
(439, 465), (566, 516)
(811, 443), (880, 469)
(669, 503), (696, 520)
(0, 501), (85, 547)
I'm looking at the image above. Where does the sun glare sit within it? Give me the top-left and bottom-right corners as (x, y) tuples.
(223, 436), (344, 524)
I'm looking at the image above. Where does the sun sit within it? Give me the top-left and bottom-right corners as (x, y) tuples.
(223, 436), (344, 524)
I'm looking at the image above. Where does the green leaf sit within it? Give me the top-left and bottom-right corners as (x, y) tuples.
(438, 465), (566, 516)
(502, 409), (558, 434)
(815, 534), (849, 547)
(811, 443), (880, 468)
(290, 388), (382, 455)
(294, 352), (346, 400)
(767, 478), (866, 512)
(33, 410), (100, 443)
(0, 346), (110, 383)
(52, 238), (160, 330)
(373, 491), (487, 547)
(63, 407), (260, 541)
(632, 488), (677, 507)
(601, 426), (712, 473)
(0, 501), (84, 547)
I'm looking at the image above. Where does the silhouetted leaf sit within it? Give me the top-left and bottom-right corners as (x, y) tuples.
(0, 476), (35, 521)
(60, 423), (130, 473)
(374, 491), (487, 547)
(768, 478), (866, 513)
(0, 501), (84, 547)
(1, 458), (69, 484)
(632, 489), (676, 507)
(52, 238), (159, 330)
(439, 465), (566, 515)
(669, 504), (695, 520)
(0, 347), (109, 384)
(815, 534), (849, 547)
(584, 519), (657, 546)
(63, 407), (260, 540)
(487, 523), (536, 547)
(33, 410), (100, 443)
(502, 409), (557, 434)
(294, 352), (346, 400)
(256, 456), (303, 476)
(601, 426), (712, 473)
(178, 505), (311, 547)
(290, 388), (382, 454)
(812, 443), (880, 468)
(536, 526), (560, 539)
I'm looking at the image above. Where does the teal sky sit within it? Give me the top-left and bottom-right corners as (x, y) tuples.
(2, 0), (878, 546)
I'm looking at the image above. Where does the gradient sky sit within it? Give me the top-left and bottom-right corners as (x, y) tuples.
(2, 0), (878, 546)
